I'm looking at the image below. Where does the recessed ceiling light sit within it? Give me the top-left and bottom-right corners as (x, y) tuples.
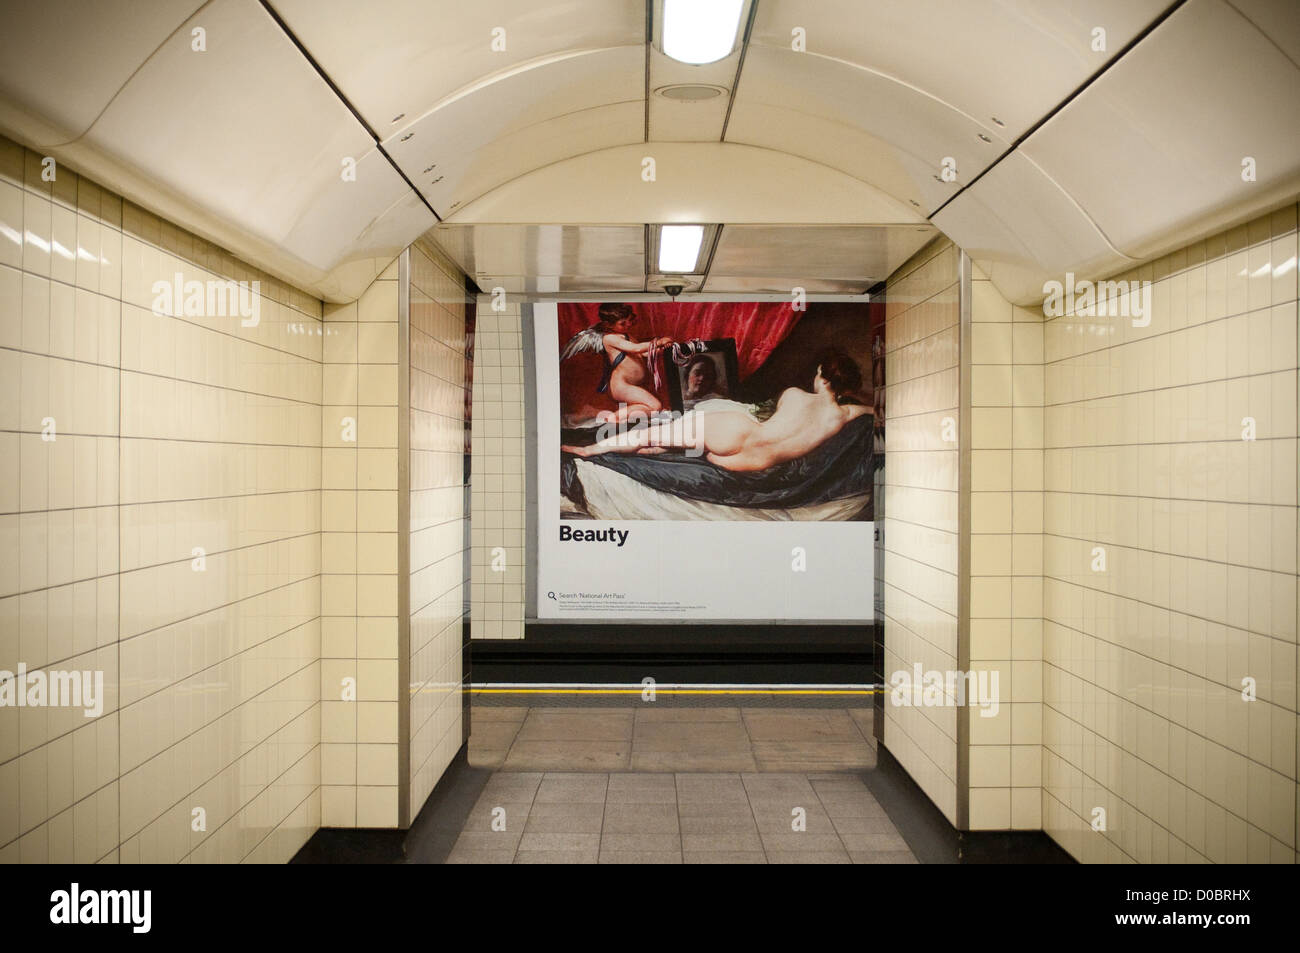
(655, 83), (728, 101)
(658, 224), (705, 273)
(662, 0), (744, 65)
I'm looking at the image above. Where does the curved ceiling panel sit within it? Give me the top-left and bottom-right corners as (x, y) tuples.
(726, 47), (1005, 213)
(381, 46), (645, 214)
(0, 0), (205, 145)
(446, 142), (926, 225)
(932, 150), (1136, 306)
(85, 0), (381, 245)
(420, 102), (645, 216)
(1020, 0), (1300, 261)
(268, 0), (646, 134)
(751, 0), (1173, 140)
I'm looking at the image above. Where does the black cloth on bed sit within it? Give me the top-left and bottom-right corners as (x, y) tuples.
(561, 414), (874, 509)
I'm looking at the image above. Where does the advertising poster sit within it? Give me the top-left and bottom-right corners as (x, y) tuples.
(535, 301), (875, 621)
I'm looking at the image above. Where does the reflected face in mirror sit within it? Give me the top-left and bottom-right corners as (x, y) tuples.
(685, 356), (720, 399)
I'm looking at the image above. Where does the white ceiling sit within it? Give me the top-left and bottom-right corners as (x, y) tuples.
(0, 0), (1295, 303)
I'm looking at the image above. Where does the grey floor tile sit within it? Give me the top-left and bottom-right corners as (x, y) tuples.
(752, 741), (875, 772)
(830, 816), (901, 836)
(681, 832), (764, 852)
(479, 772), (544, 801)
(741, 709), (865, 743)
(847, 707), (875, 741)
(750, 807), (838, 835)
(759, 832), (847, 853)
(850, 850), (918, 864)
(741, 774), (817, 798)
(673, 773), (749, 803)
(503, 741), (630, 771)
(515, 710), (635, 742)
(633, 721), (752, 749)
(452, 830), (522, 852)
(514, 849), (599, 864)
(472, 705), (530, 723)
(606, 773), (677, 803)
(446, 848), (516, 864)
(462, 799), (533, 833)
(600, 833), (681, 852)
(765, 850), (852, 864)
(635, 707), (742, 724)
(814, 792), (889, 818)
(631, 749), (758, 772)
(523, 807), (605, 834)
(469, 721), (524, 748)
(679, 813), (759, 834)
(838, 832), (911, 852)
(534, 772), (610, 803)
(518, 832), (602, 852)
(683, 851), (767, 864)
(601, 803), (680, 834)
(466, 747), (509, 769)
(598, 850), (682, 864)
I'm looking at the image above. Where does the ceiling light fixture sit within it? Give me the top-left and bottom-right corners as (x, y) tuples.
(662, 0), (744, 65)
(658, 224), (706, 272)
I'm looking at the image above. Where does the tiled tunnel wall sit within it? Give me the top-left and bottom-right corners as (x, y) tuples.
(1040, 206), (1299, 863)
(0, 134), (323, 862)
(880, 237), (962, 824)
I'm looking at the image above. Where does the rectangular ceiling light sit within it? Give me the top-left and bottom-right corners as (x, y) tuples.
(657, 224), (705, 273)
(662, 0), (744, 65)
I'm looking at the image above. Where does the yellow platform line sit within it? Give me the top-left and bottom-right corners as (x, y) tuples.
(469, 688), (881, 696)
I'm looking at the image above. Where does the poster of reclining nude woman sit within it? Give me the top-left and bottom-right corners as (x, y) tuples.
(534, 300), (879, 622)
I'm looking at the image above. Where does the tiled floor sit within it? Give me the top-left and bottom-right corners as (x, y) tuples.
(469, 703), (878, 772)
(446, 700), (917, 863)
(446, 770), (916, 864)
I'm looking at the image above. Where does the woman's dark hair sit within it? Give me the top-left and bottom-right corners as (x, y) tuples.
(596, 303), (635, 328)
(816, 349), (863, 401)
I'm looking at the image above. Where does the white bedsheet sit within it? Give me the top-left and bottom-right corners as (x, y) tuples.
(572, 458), (868, 522)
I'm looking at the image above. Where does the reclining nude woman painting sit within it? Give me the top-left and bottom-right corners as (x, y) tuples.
(555, 301), (877, 522)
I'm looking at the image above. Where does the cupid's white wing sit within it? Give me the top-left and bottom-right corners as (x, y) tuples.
(559, 326), (605, 361)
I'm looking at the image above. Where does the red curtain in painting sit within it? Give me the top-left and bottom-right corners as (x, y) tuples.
(557, 301), (801, 419)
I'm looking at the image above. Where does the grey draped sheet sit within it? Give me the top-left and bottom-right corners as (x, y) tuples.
(561, 415), (873, 512)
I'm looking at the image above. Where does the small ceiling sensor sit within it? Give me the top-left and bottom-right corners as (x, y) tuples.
(391, 113), (405, 123)
(400, 132), (414, 142)
(655, 83), (728, 102)
(991, 117), (1005, 126)
(977, 133), (992, 143)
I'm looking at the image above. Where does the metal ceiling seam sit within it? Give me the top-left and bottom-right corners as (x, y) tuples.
(926, 0), (1189, 222)
(258, 0), (442, 224)
(718, 0), (762, 143)
(644, 0), (653, 142)
(1224, 0), (1300, 70)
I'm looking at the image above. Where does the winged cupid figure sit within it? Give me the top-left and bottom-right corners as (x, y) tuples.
(560, 303), (672, 424)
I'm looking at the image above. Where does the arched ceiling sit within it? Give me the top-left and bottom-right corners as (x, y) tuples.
(0, 0), (1296, 303)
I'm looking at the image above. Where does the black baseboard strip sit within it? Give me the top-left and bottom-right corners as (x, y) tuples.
(867, 744), (1075, 864)
(471, 654), (874, 685)
(291, 745), (487, 865)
